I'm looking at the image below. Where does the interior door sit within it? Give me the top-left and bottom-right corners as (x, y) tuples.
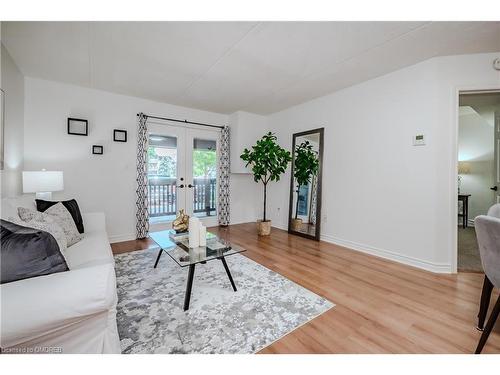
(495, 112), (500, 204)
(185, 128), (219, 227)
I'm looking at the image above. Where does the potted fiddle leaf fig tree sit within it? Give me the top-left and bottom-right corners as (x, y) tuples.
(291, 140), (319, 231)
(241, 132), (292, 236)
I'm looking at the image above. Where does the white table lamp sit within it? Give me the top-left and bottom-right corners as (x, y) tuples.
(23, 170), (64, 200)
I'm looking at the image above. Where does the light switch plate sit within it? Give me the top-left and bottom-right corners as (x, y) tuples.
(413, 134), (426, 146)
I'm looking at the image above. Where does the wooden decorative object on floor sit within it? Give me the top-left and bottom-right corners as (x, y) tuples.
(257, 220), (271, 236)
(291, 218), (302, 231)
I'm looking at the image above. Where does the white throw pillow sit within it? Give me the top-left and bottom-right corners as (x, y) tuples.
(19, 203), (83, 247)
(18, 206), (50, 222)
(44, 203), (83, 247)
(10, 213), (69, 265)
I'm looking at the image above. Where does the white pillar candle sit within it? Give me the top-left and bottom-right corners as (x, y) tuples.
(188, 217), (200, 248)
(199, 224), (207, 246)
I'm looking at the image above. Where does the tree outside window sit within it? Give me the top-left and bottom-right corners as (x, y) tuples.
(148, 146), (176, 177)
(193, 149), (216, 179)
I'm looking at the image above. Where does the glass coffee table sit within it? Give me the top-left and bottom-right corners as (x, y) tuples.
(148, 230), (246, 311)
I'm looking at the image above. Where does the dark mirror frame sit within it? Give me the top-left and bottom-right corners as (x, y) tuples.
(288, 127), (324, 241)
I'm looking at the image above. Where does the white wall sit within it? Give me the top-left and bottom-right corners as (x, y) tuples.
(18, 50), (500, 272)
(228, 110), (269, 223)
(0, 43), (24, 198)
(229, 111), (268, 173)
(23, 78), (259, 242)
(230, 173), (263, 223)
(267, 52), (500, 273)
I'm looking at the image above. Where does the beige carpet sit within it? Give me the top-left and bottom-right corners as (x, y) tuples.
(458, 226), (483, 273)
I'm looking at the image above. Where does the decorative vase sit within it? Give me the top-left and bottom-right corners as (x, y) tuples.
(172, 209), (189, 233)
(291, 218), (303, 231)
(257, 220), (271, 236)
(188, 217), (200, 248)
(199, 224), (207, 246)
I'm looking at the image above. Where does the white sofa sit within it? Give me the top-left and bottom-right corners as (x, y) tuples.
(0, 196), (121, 354)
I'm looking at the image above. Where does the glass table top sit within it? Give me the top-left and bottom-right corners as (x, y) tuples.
(148, 230), (246, 267)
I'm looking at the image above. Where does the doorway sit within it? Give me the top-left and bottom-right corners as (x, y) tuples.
(457, 91), (500, 272)
(147, 121), (219, 229)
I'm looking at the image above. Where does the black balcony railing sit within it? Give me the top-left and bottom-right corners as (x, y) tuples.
(193, 178), (217, 216)
(148, 176), (216, 218)
(148, 177), (177, 217)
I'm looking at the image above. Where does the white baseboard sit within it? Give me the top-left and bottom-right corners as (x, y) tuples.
(271, 222), (288, 230)
(109, 224), (452, 273)
(270, 222), (451, 273)
(320, 234), (452, 273)
(230, 218), (259, 226)
(109, 233), (136, 244)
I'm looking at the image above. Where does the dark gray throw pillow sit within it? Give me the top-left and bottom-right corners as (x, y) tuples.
(36, 198), (84, 233)
(0, 219), (69, 284)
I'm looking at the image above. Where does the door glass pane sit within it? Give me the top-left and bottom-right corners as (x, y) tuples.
(192, 138), (217, 218)
(148, 135), (177, 221)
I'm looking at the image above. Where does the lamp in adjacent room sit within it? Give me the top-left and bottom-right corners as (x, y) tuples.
(23, 169), (64, 200)
(458, 161), (470, 194)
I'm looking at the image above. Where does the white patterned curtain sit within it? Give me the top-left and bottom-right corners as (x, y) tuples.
(136, 113), (149, 238)
(218, 126), (230, 226)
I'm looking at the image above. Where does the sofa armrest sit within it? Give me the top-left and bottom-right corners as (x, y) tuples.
(82, 212), (106, 233)
(0, 263), (117, 348)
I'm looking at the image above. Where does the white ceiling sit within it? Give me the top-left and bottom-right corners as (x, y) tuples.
(460, 92), (500, 107)
(2, 21), (500, 114)
(460, 92), (500, 128)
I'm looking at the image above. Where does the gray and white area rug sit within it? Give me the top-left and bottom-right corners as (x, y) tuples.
(114, 248), (334, 354)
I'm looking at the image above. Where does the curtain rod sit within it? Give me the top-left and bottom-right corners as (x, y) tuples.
(137, 113), (225, 129)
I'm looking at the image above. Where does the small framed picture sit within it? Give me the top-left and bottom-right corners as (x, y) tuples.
(92, 145), (104, 155)
(113, 129), (127, 142)
(67, 118), (88, 136)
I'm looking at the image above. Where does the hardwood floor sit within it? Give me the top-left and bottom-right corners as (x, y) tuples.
(111, 223), (500, 354)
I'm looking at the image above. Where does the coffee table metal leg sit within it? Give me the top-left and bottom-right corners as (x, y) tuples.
(184, 264), (196, 311)
(220, 257), (237, 292)
(153, 248), (163, 268)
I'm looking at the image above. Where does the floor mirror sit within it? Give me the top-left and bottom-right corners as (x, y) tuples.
(288, 128), (324, 241)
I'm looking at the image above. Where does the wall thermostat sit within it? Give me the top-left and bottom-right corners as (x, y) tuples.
(413, 134), (426, 146)
(494, 58), (500, 71)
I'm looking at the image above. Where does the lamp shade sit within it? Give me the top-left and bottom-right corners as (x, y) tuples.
(23, 171), (64, 193)
(458, 162), (471, 175)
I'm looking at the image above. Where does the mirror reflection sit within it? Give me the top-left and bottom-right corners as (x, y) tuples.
(288, 128), (323, 240)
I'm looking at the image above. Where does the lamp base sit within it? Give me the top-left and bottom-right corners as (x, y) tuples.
(35, 192), (53, 200)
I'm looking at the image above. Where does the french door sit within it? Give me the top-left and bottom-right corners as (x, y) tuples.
(147, 122), (219, 229)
